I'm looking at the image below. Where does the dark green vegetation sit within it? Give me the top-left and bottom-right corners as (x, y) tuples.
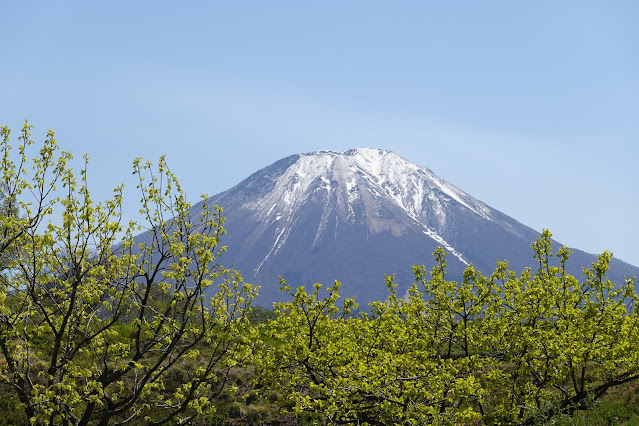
(0, 123), (637, 425)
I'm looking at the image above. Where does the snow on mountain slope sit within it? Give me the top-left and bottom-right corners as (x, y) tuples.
(189, 148), (639, 306)
(238, 148), (523, 269)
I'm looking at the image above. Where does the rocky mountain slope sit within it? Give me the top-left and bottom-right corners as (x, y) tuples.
(189, 148), (638, 306)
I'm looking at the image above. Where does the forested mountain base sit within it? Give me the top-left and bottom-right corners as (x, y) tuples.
(254, 231), (638, 425)
(1, 325), (638, 425)
(1, 341), (638, 425)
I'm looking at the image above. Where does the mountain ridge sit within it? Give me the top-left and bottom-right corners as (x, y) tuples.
(189, 148), (638, 306)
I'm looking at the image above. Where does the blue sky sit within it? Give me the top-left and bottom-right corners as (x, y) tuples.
(2, 1), (638, 267)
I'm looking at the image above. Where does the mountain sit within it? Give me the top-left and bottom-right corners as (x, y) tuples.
(190, 148), (638, 306)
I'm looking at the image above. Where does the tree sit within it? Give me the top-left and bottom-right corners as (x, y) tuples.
(260, 231), (638, 425)
(475, 232), (639, 424)
(0, 122), (257, 425)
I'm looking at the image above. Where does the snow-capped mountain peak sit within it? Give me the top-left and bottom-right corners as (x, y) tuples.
(192, 148), (639, 306)
(237, 148), (519, 270)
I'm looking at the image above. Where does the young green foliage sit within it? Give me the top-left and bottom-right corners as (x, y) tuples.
(0, 123), (257, 425)
(260, 275), (484, 425)
(485, 230), (639, 424)
(260, 230), (638, 425)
